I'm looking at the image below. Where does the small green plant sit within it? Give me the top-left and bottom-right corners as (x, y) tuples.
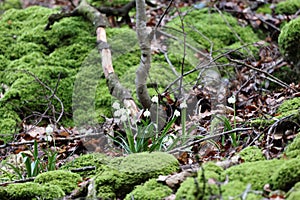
(110, 98), (183, 154)
(3, 139), (57, 179)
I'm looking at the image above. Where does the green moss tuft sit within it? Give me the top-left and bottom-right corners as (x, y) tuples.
(285, 134), (300, 159)
(166, 8), (260, 60)
(256, 4), (272, 14)
(275, 0), (300, 15)
(95, 152), (179, 199)
(34, 170), (82, 194)
(278, 18), (300, 68)
(271, 158), (300, 191)
(175, 162), (224, 200)
(0, 0), (21, 14)
(239, 146), (265, 162)
(125, 179), (172, 200)
(5, 182), (65, 200)
(223, 159), (284, 190)
(61, 153), (109, 177)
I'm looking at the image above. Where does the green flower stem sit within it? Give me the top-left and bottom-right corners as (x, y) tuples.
(181, 107), (186, 138)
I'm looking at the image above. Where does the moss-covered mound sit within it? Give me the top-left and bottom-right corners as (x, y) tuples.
(34, 170), (82, 194)
(0, 0), (21, 14)
(0, 6), (96, 140)
(95, 152), (179, 199)
(238, 146), (265, 162)
(4, 182), (65, 200)
(166, 8), (260, 60)
(275, 0), (300, 15)
(286, 182), (300, 200)
(271, 158), (300, 191)
(61, 153), (110, 177)
(124, 178), (173, 200)
(175, 162), (224, 199)
(285, 134), (300, 159)
(223, 159), (284, 190)
(278, 18), (300, 69)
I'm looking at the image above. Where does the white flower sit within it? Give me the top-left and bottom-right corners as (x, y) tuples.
(174, 110), (180, 117)
(228, 95), (236, 104)
(112, 102), (120, 110)
(151, 96), (158, 103)
(120, 115), (127, 122)
(45, 135), (52, 142)
(114, 110), (122, 117)
(45, 125), (53, 135)
(162, 134), (176, 147)
(180, 101), (187, 109)
(143, 109), (151, 117)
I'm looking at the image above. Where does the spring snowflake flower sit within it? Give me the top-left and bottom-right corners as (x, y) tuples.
(228, 95), (236, 104)
(174, 110), (180, 117)
(112, 102), (120, 110)
(120, 114), (127, 122)
(143, 109), (151, 117)
(180, 101), (187, 109)
(114, 110), (122, 117)
(45, 125), (53, 135)
(151, 96), (158, 103)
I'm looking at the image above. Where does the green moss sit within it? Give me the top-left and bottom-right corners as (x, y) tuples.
(87, 0), (132, 7)
(125, 178), (172, 200)
(277, 97), (300, 114)
(275, 0), (300, 15)
(221, 180), (262, 199)
(34, 170), (82, 194)
(271, 158), (300, 191)
(285, 134), (300, 159)
(278, 18), (300, 68)
(0, 5), (100, 137)
(239, 146), (265, 162)
(248, 117), (275, 128)
(61, 153), (109, 177)
(223, 159), (284, 190)
(256, 4), (272, 14)
(95, 152), (179, 199)
(5, 182), (65, 200)
(175, 162), (224, 200)
(166, 8), (260, 60)
(0, 0), (21, 14)
(287, 182), (300, 200)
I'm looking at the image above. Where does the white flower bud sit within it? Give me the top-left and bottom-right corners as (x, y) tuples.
(228, 95), (236, 104)
(151, 96), (158, 103)
(174, 110), (180, 117)
(143, 109), (151, 117)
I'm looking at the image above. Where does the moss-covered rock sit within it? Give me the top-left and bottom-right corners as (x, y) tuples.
(239, 146), (265, 162)
(124, 178), (173, 200)
(221, 180), (262, 200)
(166, 8), (260, 59)
(286, 182), (300, 200)
(0, 0), (21, 14)
(285, 134), (300, 159)
(271, 158), (300, 191)
(277, 97), (300, 114)
(175, 162), (224, 200)
(278, 18), (300, 69)
(34, 170), (82, 194)
(223, 159), (284, 190)
(0, 6), (97, 139)
(5, 182), (65, 200)
(61, 153), (110, 177)
(95, 152), (179, 199)
(275, 0), (300, 15)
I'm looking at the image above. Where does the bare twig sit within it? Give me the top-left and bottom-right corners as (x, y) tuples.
(228, 58), (297, 91)
(168, 127), (252, 154)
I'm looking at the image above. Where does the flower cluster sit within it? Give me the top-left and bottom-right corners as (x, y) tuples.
(112, 102), (130, 122)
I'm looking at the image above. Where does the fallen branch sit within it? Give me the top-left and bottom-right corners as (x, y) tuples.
(168, 127), (252, 154)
